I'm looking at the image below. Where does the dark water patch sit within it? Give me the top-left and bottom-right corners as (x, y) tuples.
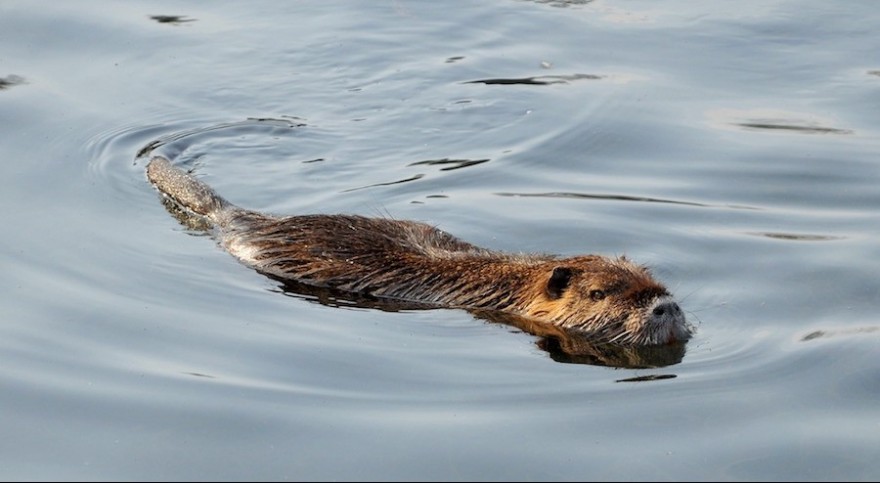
(521, 0), (595, 8)
(465, 73), (602, 85)
(735, 122), (853, 135)
(411, 194), (450, 204)
(0, 74), (26, 90)
(408, 158), (490, 171)
(429, 99), (479, 113)
(184, 372), (216, 379)
(747, 232), (845, 242)
(709, 109), (853, 136)
(341, 174), (425, 193)
(868, 70), (880, 77)
(149, 15), (196, 25)
(496, 191), (760, 210)
(615, 374), (677, 383)
(801, 326), (879, 342)
(801, 331), (822, 341)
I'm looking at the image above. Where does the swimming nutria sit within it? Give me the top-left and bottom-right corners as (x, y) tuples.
(146, 156), (693, 346)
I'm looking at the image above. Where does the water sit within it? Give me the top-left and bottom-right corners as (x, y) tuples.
(2, 0), (879, 480)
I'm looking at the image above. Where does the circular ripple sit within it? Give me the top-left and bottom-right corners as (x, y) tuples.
(84, 116), (340, 211)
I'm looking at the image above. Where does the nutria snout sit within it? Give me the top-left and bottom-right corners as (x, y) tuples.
(146, 156), (693, 346)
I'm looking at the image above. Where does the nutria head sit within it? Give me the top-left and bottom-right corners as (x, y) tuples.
(522, 256), (692, 345)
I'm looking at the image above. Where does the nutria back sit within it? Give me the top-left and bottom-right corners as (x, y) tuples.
(147, 156), (693, 346)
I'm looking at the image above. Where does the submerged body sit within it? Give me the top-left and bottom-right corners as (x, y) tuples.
(146, 156), (692, 346)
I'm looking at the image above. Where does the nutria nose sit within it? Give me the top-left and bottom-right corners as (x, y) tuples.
(652, 300), (681, 318)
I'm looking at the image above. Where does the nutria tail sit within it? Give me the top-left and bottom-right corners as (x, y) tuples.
(146, 156), (231, 220)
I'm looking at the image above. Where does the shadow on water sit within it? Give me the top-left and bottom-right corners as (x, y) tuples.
(154, 194), (687, 370)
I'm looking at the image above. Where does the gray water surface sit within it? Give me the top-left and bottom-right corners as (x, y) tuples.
(2, 1), (879, 481)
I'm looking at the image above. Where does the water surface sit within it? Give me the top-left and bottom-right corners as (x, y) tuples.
(2, 1), (879, 480)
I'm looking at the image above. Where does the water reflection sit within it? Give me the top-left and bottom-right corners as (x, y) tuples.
(158, 195), (215, 233)
(263, 277), (687, 369)
(473, 309), (686, 368)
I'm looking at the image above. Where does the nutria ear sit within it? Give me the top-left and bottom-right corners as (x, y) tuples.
(546, 267), (573, 299)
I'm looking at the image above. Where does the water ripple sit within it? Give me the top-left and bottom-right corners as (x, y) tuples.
(340, 174), (425, 193)
(709, 108), (854, 136)
(0, 74), (27, 90)
(149, 15), (197, 25)
(495, 191), (760, 210)
(408, 158), (490, 171)
(135, 117), (307, 160)
(735, 122), (853, 135)
(745, 231), (845, 242)
(465, 73), (603, 86)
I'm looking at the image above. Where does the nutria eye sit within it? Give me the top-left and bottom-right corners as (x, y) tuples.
(590, 290), (606, 301)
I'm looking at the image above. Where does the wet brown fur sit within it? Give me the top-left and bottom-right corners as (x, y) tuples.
(146, 156), (692, 346)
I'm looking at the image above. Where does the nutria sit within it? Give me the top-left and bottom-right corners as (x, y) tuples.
(146, 156), (693, 346)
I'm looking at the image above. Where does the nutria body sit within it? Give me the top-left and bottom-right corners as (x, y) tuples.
(146, 156), (692, 346)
